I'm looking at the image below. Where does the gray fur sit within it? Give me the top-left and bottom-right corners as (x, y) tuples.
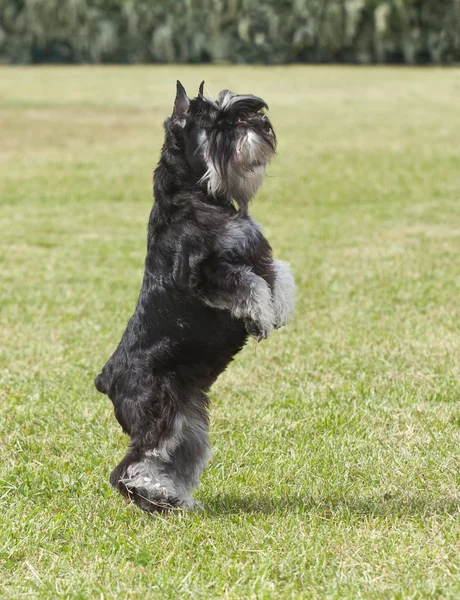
(201, 266), (275, 340)
(216, 218), (262, 255)
(272, 260), (296, 328)
(199, 128), (271, 206)
(120, 410), (211, 510)
(218, 91), (259, 111)
(95, 83), (294, 514)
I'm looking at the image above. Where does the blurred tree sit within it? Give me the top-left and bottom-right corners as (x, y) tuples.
(0, 0), (458, 64)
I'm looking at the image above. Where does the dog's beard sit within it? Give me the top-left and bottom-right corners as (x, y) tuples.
(199, 128), (274, 210)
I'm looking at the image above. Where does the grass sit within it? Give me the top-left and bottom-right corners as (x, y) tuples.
(1, 65), (460, 599)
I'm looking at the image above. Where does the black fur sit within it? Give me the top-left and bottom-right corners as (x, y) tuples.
(94, 81), (295, 512)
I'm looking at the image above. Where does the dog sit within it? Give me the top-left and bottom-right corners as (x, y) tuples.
(94, 81), (295, 512)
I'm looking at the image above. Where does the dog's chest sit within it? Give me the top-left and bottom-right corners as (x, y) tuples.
(214, 217), (263, 258)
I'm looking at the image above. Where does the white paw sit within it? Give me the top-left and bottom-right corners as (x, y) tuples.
(245, 277), (275, 340)
(272, 260), (296, 328)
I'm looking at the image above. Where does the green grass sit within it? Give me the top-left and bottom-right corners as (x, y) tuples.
(1, 65), (460, 599)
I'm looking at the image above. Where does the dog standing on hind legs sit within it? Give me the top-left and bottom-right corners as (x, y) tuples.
(94, 81), (296, 512)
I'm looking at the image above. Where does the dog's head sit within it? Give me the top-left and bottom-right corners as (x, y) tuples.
(169, 80), (276, 210)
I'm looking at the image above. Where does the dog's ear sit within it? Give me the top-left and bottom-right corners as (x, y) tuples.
(198, 81), (205, 97)
(172, 80), (190, 124)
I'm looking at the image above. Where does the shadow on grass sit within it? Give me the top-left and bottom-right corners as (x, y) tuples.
(202, 492), (460, 518)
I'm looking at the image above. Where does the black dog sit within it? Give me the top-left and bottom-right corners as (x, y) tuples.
(95, 81), (295, 512)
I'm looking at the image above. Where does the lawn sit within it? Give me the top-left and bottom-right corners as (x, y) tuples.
(1, 65), (460, 599)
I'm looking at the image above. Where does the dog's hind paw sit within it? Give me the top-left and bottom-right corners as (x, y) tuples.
(128, 488), (199, 514)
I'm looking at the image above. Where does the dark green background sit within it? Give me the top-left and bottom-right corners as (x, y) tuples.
(0, 0), (458, 65)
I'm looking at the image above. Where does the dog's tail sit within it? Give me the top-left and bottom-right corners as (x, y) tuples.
(94, 372), (107, 395)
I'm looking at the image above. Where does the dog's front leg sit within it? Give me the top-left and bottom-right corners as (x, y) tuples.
(200, 262), (275, 340)
(271, 259), (296, 328)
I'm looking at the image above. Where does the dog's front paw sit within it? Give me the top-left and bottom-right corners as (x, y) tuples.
(244, 279), (275, 341)
(244, 317), (273, 341)
(272, 260), (296, 329)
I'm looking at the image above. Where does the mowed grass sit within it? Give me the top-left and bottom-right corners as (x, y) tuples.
(1, 65), (460, 599)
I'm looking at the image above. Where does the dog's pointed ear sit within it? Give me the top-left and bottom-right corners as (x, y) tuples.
(198, 81), (205, 97)
(172, 80), (190, 124)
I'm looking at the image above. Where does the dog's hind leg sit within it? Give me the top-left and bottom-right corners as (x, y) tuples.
(160, 400), (211, 510)
(110, 391), (211, 512)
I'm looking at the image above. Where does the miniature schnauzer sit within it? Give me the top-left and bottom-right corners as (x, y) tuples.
(94, 81), (295, 512)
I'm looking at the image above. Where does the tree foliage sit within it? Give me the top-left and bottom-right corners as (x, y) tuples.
(0, 0), (459, 64)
